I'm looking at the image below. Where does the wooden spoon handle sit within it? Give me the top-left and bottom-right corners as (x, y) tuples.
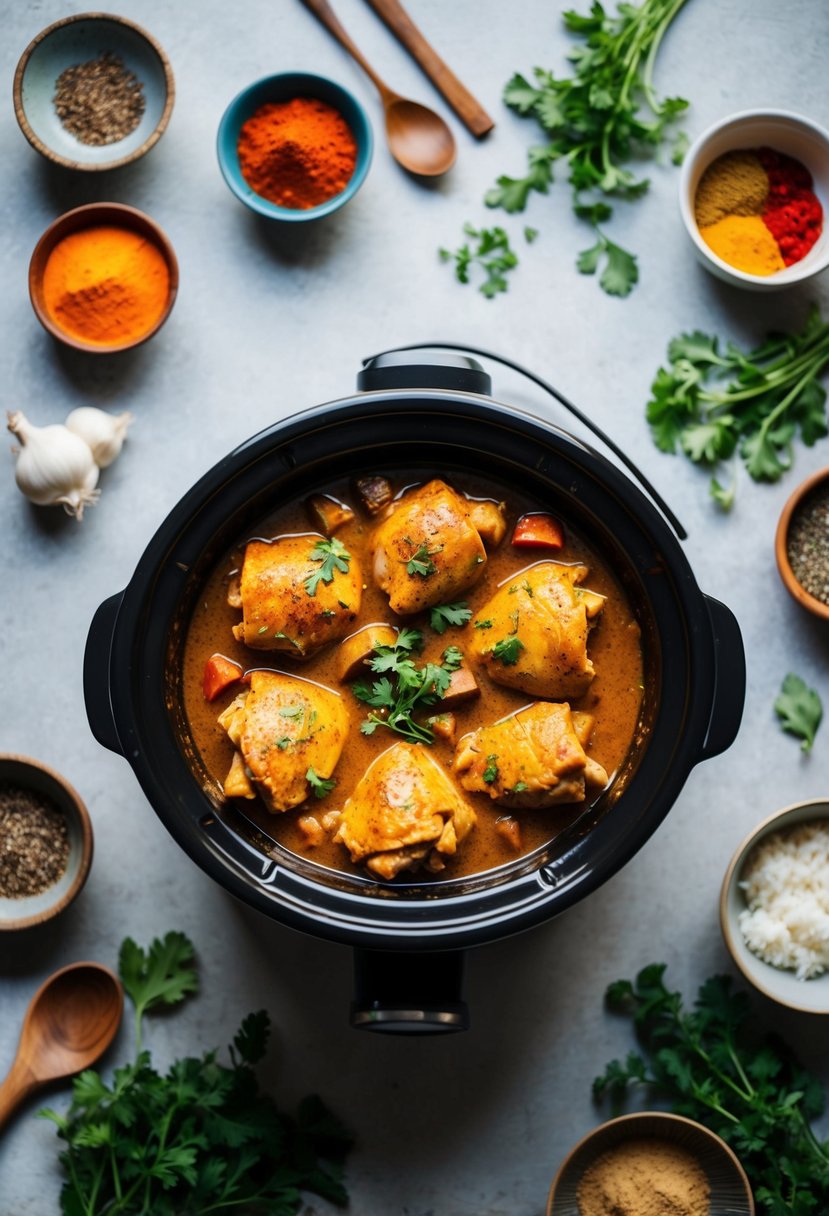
(0, 1058), (36, 1131)
(299, 0), (391, 100)
(363, 0), (494, 137)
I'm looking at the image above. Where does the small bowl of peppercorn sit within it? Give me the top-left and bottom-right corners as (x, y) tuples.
(13, 12), (174, 171)
(776, 465), (829, 620)
(679, 109), (829, 290)
(0, 755), (93, 932)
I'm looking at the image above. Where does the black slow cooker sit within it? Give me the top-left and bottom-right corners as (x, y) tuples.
(84, 350), (745, 1033)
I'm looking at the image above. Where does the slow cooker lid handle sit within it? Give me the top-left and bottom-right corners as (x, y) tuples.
(357, 348), (492, 396)
(361, 341), (686, 542)
(350, 948), (468, 1035)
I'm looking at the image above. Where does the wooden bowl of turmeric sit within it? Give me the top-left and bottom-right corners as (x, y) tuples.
(679, 109), (829, 290)
(217, 72), (373, 222)
(547, 1112), (754, 1216)
(28, 202), (178, 353)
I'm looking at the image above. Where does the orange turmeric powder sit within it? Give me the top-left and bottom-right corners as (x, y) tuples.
(237, 97), (357, 209)
(42, 226), (170, 347)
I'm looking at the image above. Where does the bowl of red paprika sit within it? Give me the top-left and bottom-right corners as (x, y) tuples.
(679, 109), (829, 290)
(217, 72), (373, 222)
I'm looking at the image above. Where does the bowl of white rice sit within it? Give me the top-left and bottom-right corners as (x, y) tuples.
(721, 799), (829, 1013)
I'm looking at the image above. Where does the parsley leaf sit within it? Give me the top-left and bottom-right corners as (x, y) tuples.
(429, 601), (473, 634)
(491, 636), (526, 666)
(647, 309), (829, 505)
(474, 619), (493, 629)
(483, 755), (499, 783)
(304, 536), (351, 597)
(306, 767), (337, 799)
(487, 0), (689, 295)
(352, 631), (460, 744)
(405, 541), (443, 577)
(41, 933), (352, 1216)
(774, 673), (823, 752)
(595, 964), (829, 1216)
(440, 223), (520, 299)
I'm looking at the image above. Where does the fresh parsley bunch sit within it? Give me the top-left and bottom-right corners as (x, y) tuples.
(40, 932), (351, 1216)
(353, 628), (463, 744)
(595, 964), (829, 1215)
(486, 0), (689, 296)
(647, 307), (829, 507)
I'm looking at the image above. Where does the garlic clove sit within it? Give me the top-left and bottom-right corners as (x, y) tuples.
(65, 406), (132, 468)
(7, 409), (100, 521)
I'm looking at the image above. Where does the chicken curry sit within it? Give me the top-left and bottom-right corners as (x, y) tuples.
(182, 471), (644, 883)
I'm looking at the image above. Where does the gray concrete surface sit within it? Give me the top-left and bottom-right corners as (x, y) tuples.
(1, 1), (828, 1212)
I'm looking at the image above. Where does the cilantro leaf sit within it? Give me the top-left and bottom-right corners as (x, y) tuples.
(429, 602), (473, 634)
(491, 636), (525, 666)
(483, 755), (499, 783)
(232, 1010), (270, 1065)
(119, 932), (198, 1047)
(440, 223), (521, 298)
(405, 541), (442, 577)
(304, 536), (351, 597)
(306, 767), (337, 799)
(774, 673), (823, 752)
(352, 633), (462, 744)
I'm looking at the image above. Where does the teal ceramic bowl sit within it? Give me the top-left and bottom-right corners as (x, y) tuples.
(217, 72), (373, 221)
(13, 12), (174, 171)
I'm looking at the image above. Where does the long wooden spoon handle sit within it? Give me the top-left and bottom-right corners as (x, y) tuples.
(363, 0), (494, 137)
(0, 1059), (36, 1131)
(299, 0), (391, 99)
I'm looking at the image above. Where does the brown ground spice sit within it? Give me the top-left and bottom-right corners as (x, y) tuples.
(0, 784), (70, 898)
(694, 150), (769, 228)
(53, 51), (145, 146)
(577, 1137), (710, 1216)
(787, 481), (829, 605)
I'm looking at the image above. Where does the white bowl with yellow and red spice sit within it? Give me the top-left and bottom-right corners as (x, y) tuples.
(679, 110), (829, 290)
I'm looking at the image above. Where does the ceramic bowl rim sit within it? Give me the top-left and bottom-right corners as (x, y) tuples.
(13, 11), (175, 172)
(0, 753), (93, 931)
(546, 1110), (754, 1215)
(720, 797), (829, 1014)
(678, 107), (829, 289)
(28, 201), (180, 354)
(774, 465), (829, 621)
(216, 70), (373, 222)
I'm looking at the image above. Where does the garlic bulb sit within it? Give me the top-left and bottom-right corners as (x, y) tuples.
(65, 406), (132, 468)
(7, 410), (100, 520)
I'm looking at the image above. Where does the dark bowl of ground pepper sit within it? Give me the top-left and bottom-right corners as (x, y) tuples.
(13, 13), (174, 171)
(776, 466), (829, 622)
(0, 755), (93, 931)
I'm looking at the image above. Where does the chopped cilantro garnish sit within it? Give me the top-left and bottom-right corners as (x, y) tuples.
(474, 619), (493, 630)
(429, 601), (473, 634)
(306, 767), (336, 799)
(405, 541), (443, 578)
(483, 755), (499, 784)
(512, 781), (528, 793)
(491, 636), (525, 665)
(442, 645), (464, 671)
(304, 536), (351, 597)
(352, 630), (459, 744)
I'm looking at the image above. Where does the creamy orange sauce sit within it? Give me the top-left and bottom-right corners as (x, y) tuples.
(181, 473), (644, 882)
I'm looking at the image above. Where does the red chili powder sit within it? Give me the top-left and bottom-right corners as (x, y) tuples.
(237, 97), (357, 210)
(758, 147), (823, 266)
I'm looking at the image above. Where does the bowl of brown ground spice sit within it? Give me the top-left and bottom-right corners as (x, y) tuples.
(547, 1112), (753, 1216)
(776, 466), (829, 621)
(13, 13), (174, 171)
(0, 755), (93, 932)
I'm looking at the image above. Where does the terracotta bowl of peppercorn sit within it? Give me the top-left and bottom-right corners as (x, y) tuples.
(217, 71), (373, 222)
(547, 1112), (754, 1216)
(0, 754), (93, 932)
(13, 13), (174, 171)
(775, 465), (829, 621)
(679, 109), (829, 290)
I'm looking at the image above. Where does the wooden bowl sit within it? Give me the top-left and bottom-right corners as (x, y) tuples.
(547, 1112), (754, 1216)
(775, 466), (829, 620)
(28, 202), (179, 354)
(0, 755), (93, 932)
(13, 12), (174, 171)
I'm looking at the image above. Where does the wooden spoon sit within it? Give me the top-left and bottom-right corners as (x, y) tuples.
(300, 0), (456, 176)
(0, 963), (123, 1129)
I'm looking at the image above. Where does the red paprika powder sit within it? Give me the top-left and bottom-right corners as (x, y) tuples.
(237, 97), (357, 210)
(758, 147), (823, 265)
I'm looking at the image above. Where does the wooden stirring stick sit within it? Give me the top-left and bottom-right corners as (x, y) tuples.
(363, 0), (495, 137)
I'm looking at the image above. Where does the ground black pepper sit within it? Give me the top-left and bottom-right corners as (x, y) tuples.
(787, 481), (829, 605)
(53, 51), (145, 146)
(0, 783), (70, 898)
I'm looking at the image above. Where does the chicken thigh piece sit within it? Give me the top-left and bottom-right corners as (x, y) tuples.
(454, 702), (608, 809)
(218, 671), (348, 813)
(332, 741), (476, 878)
(470, 562), (604, 699)
(372, 480), (487, 615)
(231, 535), (361, 658)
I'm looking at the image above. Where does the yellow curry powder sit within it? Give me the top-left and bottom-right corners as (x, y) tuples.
(699, 213), (786, 275)
(42, 225), (170, 346)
